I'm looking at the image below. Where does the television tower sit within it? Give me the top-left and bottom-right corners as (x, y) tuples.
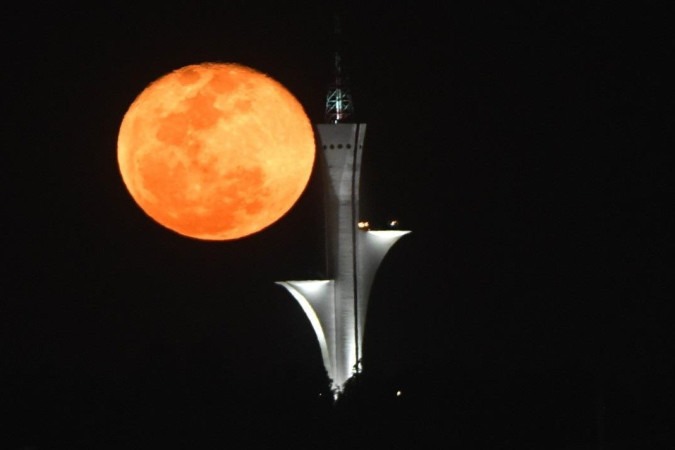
(277, 14), (410, 396)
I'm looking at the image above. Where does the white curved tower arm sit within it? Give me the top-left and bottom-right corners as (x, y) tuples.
(275, 280), (340, 388)
(355, 230), (411, 359)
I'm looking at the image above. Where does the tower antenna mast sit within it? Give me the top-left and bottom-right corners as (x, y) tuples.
(325, 13), (354, 124)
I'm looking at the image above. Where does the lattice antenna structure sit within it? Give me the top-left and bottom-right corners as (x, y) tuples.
(325, 14), (354, 124)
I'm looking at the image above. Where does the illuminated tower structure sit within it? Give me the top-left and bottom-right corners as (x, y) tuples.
(277, 17), (410, 395)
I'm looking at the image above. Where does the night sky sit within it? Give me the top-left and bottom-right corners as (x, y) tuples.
(3, 2), (673, 448)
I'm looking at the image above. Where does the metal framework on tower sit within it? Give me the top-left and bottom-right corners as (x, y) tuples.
(324, 14), (354, 124)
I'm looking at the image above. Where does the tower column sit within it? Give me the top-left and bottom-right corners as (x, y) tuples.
(319, 123), (366, 385)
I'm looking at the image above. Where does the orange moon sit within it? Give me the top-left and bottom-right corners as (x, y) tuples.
(117, 63), (315, 240)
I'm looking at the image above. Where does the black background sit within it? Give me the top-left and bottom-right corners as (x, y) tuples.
(3, 1), (673, 448)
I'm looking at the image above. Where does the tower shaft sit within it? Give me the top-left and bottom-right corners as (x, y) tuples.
(319, 123), (367, 382)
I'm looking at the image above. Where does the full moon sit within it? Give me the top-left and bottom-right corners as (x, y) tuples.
(117, 63), (315, 240)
